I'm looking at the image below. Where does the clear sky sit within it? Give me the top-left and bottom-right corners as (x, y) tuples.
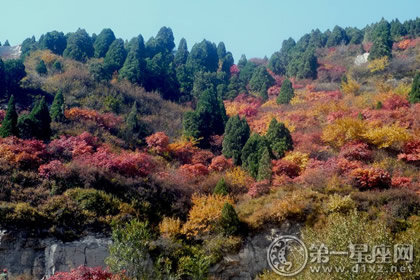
(1, 0), (419, 61)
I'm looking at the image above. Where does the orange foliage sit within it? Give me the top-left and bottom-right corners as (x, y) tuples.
(65, 108), (123, 129)
(208, 155), (233, 172)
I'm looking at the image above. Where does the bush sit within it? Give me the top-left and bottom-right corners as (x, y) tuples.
(350, 167), (391, 190)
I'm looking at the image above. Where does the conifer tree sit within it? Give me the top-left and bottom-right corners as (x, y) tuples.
(220, 203), (240, 236)
(241, 133), (270, 178)
(409, 72), (420, 104)
(257, 147), (272, 181)
(249, 66), (274, 101)
(120, 35), (146, 84)
(93, 28), (116, 58)
(222, 115), (250, 165)
(18, 97), (51, 140)
(266, 118), (293, 158)
(50, 90), (65, 122)
(104, 39), (127, 74)
(0, 95), (18, 137)
(174, 38), (189, 66)
(214, 177), (229, 196)
(277, 78), (294, 104)
(4, 40), (10, 47)
(125, 101), (150, 144)
(36, 60), (48, 75)
(63, 29), (94, 62)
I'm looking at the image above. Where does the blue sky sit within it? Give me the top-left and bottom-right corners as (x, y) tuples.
(1, 0), (419, 61)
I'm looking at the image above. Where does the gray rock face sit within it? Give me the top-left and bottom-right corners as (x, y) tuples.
(209, 221), (301, 280)
(0, 231), (111, 279)
(354, 53), (369, 66)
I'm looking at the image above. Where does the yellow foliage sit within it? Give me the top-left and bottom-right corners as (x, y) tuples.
(326, 194), (355, 214)
(225, 166), (253, 188)
(363, 123), (412, 149)
(322, 117), (366, 148)
(41, 51), (59, 66)
(284, 151), (309, 170)
(375, 80), (393, 94)
(393, 83), (411, 96)
(159, 217), (182, 239)
(341, 78), (360, 95)
(181, 194), (233, 238)
(260, 98), (277, 108)
(290, 95), (305, 105)
(368, 57), (389, 73)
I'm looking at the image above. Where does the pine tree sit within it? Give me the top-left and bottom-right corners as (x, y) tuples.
(93, 28), (116, 58)
(219, 203), (240, 236)
(277, 78), (294, 104)
(266, 118), (293, 158)
(409, 72), (420, 104)
(249, 66), (274, 101)
(124, 102), (150, 146)
(36, 60), (48, 75)
(174, 38), (189, 66)
(4, 40), (10, 47)
(214, 178), (229, 196)
(222, 115), (250, 165)
(241, 133), (270, 178)
(63, 28), (94, 62)
(369, 19), (392, 61)
(0, 95), (18, 137)
(50, 90), (65, 122)
(104, 39), (127, 74)
(18, 97), (51, 140)
(257, 147), (272, 181)
(119, 35), (146, 84)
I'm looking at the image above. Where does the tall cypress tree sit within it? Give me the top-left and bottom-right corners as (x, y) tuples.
(120, 35), (146, 84)
(241, 133), (270, 179)
(222, 115), (250, 165)
(266, 118), (293, 158)
(104, 39), (127, 74)
(220, 203), (240, 236)
(277, 78), (294, 104)
(93, 28), (116, 58)
(174, 38), (189, 66)
(0, 95), (18, 137)
(31, 97), (51, 140)
(409, 72), (420, 104)
(50, 90), (65, 122)
(124, 101), (150, 146)
(257, 146), (272, 181)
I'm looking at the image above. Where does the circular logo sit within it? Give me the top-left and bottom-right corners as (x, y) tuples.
(267, 235), (308, 277)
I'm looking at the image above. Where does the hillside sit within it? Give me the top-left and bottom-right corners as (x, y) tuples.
(0, 17), (419, 280)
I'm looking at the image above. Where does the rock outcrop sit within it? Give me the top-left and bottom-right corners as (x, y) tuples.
(0, 230), (111, 279)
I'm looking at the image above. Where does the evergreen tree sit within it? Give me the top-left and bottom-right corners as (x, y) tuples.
(174, 38), (189, 66)
(39, 31), (67, 55)
(104, 39), (127, 74)
(63, 29), (94, 62)
(369, 19), (392, 61)
(214, 178), (229, 196)
(0, 59), (5, 97)
(249, 66), (274, 100)
(18, 97), (51, 140)
(222, 115), (250, 165)
(36, 60), (48, 75)
(266, 118), (293, 158)
(326, 26), (348, 47)
(93, 28), (116, 58)
(241, 133), (270, 178)
(183, 88), (226, 148)
(4, 40), (10, 47)
(219, 203), (240, 236)
(345, 27), (364, 45)
(390, 19), (407, 41)
(125, 101), (150, 145)
(50, 90), (65, 122)
(0, 95), (18, 137)
(257, 147), (272, 181)
(119, 35), (146, 84)
(4, 59), (26, 95)
(409, 72), (420, 104)
(277, 78), (294, 104)
(20, 36), (38, 58)
(237, 55), (247, 69)
(186, 40), (219, 73)
(217, 42), (227, 61)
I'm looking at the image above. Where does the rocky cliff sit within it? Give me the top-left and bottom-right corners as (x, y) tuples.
(0, 230), (110, 279)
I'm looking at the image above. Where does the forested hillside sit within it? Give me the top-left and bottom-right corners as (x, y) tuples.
(0, 17), (419, 280)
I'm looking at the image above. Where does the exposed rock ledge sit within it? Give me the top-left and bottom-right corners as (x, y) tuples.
(0, 230), (111, 279)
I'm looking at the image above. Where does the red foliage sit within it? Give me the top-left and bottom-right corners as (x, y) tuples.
(78, 147), (155, 177)
(398, 140), (420, 163)
(391, 176), (412, 188)
(238, 104), (259, 117)
(291, 131), (327, 156)
(248, 180), (270, 198)
(65, 108), (123, 129)
(209, 155), (233, 172)
(180, 163), (209, 177)
(268, 85), (281, 96)
(382, 95), (410, 110)
(339, 141), (373, 161)
(0, 137), (47, 169)
(272, 159), (300, 178)
(191, 150), (214, 165)
(48, 132), (99, 159)
(337, 158), (364, 174)
(0, 110), (5, 123)
(146, 132), (170, 155)
(230, 64), (240, 75)
(49, 265), (125, 280)
(39, 160), (67, 179)
(350, 167), (391, 190)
